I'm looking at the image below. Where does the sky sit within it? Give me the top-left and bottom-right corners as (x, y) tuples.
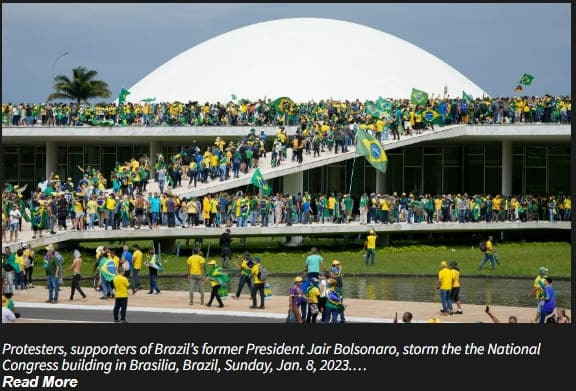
(1, 3), (571, 103)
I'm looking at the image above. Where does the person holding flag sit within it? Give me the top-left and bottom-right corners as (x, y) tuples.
(203, 260), (229, 307)
(99, 248), (116, 300)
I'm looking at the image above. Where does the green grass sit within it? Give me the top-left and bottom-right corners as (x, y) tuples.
(32, 238), (570, 280)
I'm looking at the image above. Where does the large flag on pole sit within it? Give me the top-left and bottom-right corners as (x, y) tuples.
(251, 168), (271, 195)
(410, 88), (429, 106)
(271, 97), (294, 113)
(355, 129), (388, 173)
(462, 91), (473, 103)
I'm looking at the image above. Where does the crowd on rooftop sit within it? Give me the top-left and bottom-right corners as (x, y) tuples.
(2, 94), (571, 128)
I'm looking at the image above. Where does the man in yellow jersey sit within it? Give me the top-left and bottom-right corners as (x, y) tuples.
(131, 244), (143, 290)
(436, 261), (453, 315)
(112, 268), (131, 323)
(364, 229), (378, 266)
(478, 235), (497, 270)
(187, 247), (206, 305)
(532, 266), (548, 323)
(450, 261), (463, 314)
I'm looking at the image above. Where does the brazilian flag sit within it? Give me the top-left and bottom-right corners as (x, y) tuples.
(148, 254), (163, 272)
(519, 73), (534, 86)
(410, 88), (429, 106)
(462, 91), (473, 103)
(207, 266), (229, 285)
(100, 258), (117, 282)
(118, 88), (131, 103)
(422, 109), (444, 125)
(271, 97), (294, 114)
(355, 129), (388, 173)
(251, 168), (271, 196)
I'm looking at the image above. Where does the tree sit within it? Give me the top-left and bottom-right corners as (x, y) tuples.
(47, 66), (112, 104)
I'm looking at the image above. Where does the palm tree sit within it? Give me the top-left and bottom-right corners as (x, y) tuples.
(47, 66), (112, 104)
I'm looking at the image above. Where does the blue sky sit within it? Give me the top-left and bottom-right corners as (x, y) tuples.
(2, 3), (571, 103)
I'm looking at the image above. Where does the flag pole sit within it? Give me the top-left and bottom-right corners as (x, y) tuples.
(348, 155), (357, 195)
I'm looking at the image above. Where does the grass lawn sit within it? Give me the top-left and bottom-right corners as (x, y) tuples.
(32, 237), (571, 280)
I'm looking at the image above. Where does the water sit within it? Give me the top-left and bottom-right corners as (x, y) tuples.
(152, 275), (571, 308)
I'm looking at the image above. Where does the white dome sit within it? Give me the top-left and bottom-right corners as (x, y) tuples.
(127, 17), (488, 103)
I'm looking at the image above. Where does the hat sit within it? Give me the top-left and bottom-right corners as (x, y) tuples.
(332, 260), (341, 265)
(449, 261), (458, 267)
(538, 266), (549, 275)
(208, 260), (217, 265)
(253, 256), (261, 263)
(369, 229), (375, 234)
(22, 243), (29, 248)
(294, 276), (303, 282)
(45, 244), (55, 251)
(440, 261), (448, 267)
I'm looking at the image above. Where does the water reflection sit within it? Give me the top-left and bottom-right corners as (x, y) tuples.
(157, 275), (570, 308)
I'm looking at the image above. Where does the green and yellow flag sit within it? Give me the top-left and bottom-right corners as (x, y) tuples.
(118, 88), (131, 103)
(251, 168), (271, 195)
(356, 129), (388, 173)
(462, 91), (473, 103)
(271, 97), (294, 113)
(99, 258), (117, 282)
(422, 109), (444, 125)
(410, 88), (429, 106)
(519, 73), (534, 86)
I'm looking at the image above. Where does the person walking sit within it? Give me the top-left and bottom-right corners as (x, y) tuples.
(436, 260), (453, 315)
(233, 252), (253, 300)
(288, 276), (304, 324)
(66, 249), (87, 301)
(304, 277), (321, 323)
(203, 260), (226, 308)
(186, 247), (206, 305)
(45, 245), (60, 304)
(250, 257), (266, 309)
(532, 266), (548, 323)
(539, 277), (556, 323)
(219, 228), (232, 269)
(145, 248), (162, 295)
(478, 235), (497, 270)
(364, 229), (378, 266)
(450, 261), (463, 314)
(112, 268), (130, 323)
(131, 245), (143, 290)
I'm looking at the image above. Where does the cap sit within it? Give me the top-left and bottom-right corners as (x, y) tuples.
(294, 276), (303, 282)
(253, 256), (261, 263)
(440, 261), (448, 267)
(208, 260), (217, 265)
(332, 260), (341, 265)
(22, 243), (29, 248)
(449, 261), (458, 267)
(45, 244), (55, 251)
(369, 229), (375, 234)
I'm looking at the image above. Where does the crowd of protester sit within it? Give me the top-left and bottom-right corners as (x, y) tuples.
(3, 178), (571, 240)
(2, 94), (571, 129)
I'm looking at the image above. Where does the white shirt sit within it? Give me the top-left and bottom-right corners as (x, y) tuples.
(2, 307), (16, 323)
(9, 209), (21, 224)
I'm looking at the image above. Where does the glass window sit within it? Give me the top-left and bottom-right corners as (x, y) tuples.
(68, 146), (83, 153)
(423, 156), (442, 196)
(465, 145), (484, 155)
(117, 146), (134, 164)
(464, 155), (484, 195)
(102, 146), (116, 154)
(423, 146), (442, 155)
(404, 147), (422, 166)
(485, 144), (502, 167)
(443, 167), (462, 195)
(512, 145), (524, 155)
(548, 156), (570, 194)
(85, 146), (100, 165)
(386, 155), (403, 195)
(20, 165), (34, 181)
(364, 164), (376, 193)
(525, 167), (546, 195)
(526, 146), (546, 167)
(57, 146), (67, 163)
(443, 146), (462, 166)
(512, 155), (524, 195)
(404, 167), (422, 195)
(548, 145), (570, 155)
(484, 168), (502, 197)
(327, 165), (345, 193)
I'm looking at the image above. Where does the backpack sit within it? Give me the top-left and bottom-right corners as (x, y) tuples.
(257, 265), (269, 280)
(479, 241), (487, 252)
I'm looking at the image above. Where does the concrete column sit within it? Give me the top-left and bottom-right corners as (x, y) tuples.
(501, 140), (513, 196)
(46, 140), (58, 180)
(375, 171), (386, 194)
(283, 172), (303, 247)
(149, 140), (161, 181)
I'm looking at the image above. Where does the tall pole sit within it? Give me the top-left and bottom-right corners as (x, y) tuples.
(50, 51), (70, 93)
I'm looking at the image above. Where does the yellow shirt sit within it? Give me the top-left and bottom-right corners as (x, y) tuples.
(533, 276), (544, 299)
(187, 255), (205, 275)
(438, 268), (453, 290)
(366, 234), (377, 250)
(451, 268), (460, 288)
(251, 263), (265, 285)
(112, 274), (130, 298)
(132, 250), (143, 270)
(305, 286), (320, 304)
